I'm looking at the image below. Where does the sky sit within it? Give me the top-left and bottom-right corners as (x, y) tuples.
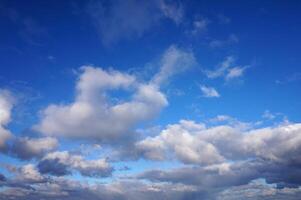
(0, 0), (301, 199)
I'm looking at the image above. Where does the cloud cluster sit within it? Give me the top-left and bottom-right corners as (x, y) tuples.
(0, 90), (58, 161)
(10, 137), (58, 160)
(1, 173), (300, 200)
(0, 95), (57, 158)
(137, 120), (301, 167)
(37, 151), (113, 177)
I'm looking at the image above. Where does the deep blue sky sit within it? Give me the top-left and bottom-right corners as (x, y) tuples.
(1, 0), (300, 127)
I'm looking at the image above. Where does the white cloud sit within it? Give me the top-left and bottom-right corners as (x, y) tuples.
(205, 56), (234, 79)
(38, 151), (113, 177)
(17, 164), (44, 183)
(35, 66), (167, 141)
(136, 119), (301, 167)
(0, 90), (14, 149)
(34, 66), (166, 142)
(200, 85), (220, 98)
(225, 66), (248, 80)
(209, 115), (232, 122)
(204, 56), (249, 81)
(262, 110), (276, 120)
(137, 120), (224, 165)
(152, 45), (196, 85)
(35, 46), (193, 144)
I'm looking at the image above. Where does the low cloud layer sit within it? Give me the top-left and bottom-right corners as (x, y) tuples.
(136, 120), (301, 168)
(37, 151), (113, 177)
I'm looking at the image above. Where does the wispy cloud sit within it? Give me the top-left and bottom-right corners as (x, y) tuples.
(204, 56), (249, 81)
(209, 34), (239, 48)
(200, 85), (220, 98)
(191, 18), (210, 35)
(86, 0), (184, 46)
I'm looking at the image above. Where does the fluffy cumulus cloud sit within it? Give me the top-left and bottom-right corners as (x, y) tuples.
(10, 137), (58, 160)
(34, 66), (166, 142)
(37, 151), (113, 177)
(137, 120), (301, 165)
(136, 119), (301, 188)
(0, 90), (14, 150)
(0, 90), (57, 160)
(34, 46), (195, 144)
(136, 120), (224, 165)
(86, 0), (183, 46)
(17, 164), (45, 183)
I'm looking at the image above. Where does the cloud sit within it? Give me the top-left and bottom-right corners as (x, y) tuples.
(34, 66), (164, 142)
(35, 46), (194, 144)
(10, 137), (58, 160)
(209, 34), (239, 48)
(135, 119), (301, 173)
(276, 72), (301, 84)
(225, 65), (248, 80)
(1, 163), (301, 200)
(204, 56), (249, 81)
(152, 45), (196, 85)
(0, 173), (6, 182)
(0, 90), (56, 161)
(86, 0), (184, 46)
(0, 177), (206, 200)
(159, 0), (184, 24)
(200, 85), (220, 98)
(0, 90), (14, 150)
(136, 120), (225, 165)
(37, 151), (113, 177)
(138, 156), (301, 192)
(204, 56), (234, 79)
(209, 115), (232, 122)
(217, 180), (301, 200)
(17, 164), (45, 183)
(191, 18), (209, 35)
(262, 110), (276, 120)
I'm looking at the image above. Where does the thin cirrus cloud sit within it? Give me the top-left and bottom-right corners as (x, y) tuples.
(200, 85), (220, 98)
(86, 0), (184, 46)
(204, 56), (249, 81)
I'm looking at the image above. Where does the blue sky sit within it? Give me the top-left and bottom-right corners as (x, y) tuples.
(0, 0), (301, 199)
